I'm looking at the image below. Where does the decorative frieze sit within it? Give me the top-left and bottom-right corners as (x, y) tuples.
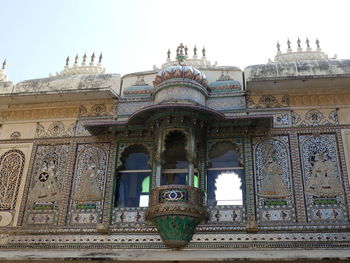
(292, 109), (338, 127)
(247, 95), (289, 109)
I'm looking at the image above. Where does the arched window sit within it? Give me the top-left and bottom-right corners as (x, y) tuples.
(115, 144), (151, 208)
(161, 130), (189, 185)
(207, 141), (244, 206)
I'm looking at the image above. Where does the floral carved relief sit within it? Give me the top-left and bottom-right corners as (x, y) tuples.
(247, 95), (289, 109)
(292, 109), (339, 127)
(35, 122), (76, 138)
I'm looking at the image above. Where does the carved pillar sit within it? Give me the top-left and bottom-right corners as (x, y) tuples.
(289, 132), (307, 222)
(187, 128), (196, 187)
(243, 134), (257, 232)
(155, 129), (163, 187)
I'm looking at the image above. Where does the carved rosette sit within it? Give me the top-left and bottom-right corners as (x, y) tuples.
(145, 185), (207, 249)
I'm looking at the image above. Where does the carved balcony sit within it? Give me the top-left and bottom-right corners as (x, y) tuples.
(145, 185), (207, 249)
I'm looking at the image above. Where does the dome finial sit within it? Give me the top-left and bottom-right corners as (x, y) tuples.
(91, 52), (95, 63)
(99, 53), (103, 63)
(167, 49), (171, 59)
(176, 43), (186, 63)
(2, 59), (6, 70)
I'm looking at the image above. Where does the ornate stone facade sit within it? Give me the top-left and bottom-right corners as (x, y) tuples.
(1, 42), (350, 260)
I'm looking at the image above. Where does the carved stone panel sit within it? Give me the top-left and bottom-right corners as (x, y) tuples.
(24, 145), (69, 226)
(299, 134), (347, 222)
(253, 136), (296, 223)
(68, 144), (110, 225)
(0, 150), (25, 210)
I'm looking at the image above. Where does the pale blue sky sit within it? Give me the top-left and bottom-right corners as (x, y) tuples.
(1, 0), (350, 82)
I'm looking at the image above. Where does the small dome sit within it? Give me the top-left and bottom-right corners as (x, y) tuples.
(124, 76), (152, 97)
(153, 65), (207, 88)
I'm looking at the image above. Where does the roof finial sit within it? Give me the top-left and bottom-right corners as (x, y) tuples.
(184, 45), (188, 56)
(74, 54), (79, 64)
(193, 45), (197, 56)
(98, 53), (103, 63)
(297, 38), (302, 51)
(316, 38), (320, 49)
(202, 46), (206, 57)
(276, 42), (281, 52)
(287, 39), (291, 51)
(2, 59), (6, 70)
(65, 56), (70, 67)
(82, 52), (87, 64)
(306, 38), (310, 50)
(178, 43), (185, 56)
(167, 49), (171, 59)
(91, 52), (95, 63)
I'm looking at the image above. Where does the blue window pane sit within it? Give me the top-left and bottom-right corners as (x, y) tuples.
(116, 172), (151, 207)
